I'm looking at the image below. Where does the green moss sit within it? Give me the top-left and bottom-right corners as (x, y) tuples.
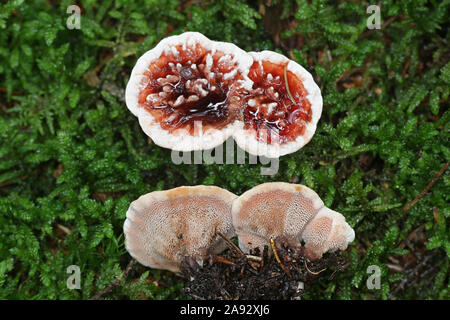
(0, 0), (448, 299)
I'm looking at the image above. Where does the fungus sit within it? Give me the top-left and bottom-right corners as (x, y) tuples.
(126, 33), (323, 157)
(123, 185), (237, 272)
(233, 51), (323, 158)
(301, 206), (355, 260)
(125, 32), (253, 152)
(231, 182), (354, 260)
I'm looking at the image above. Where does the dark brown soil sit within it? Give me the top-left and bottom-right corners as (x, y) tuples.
(181, 236), (348, 300)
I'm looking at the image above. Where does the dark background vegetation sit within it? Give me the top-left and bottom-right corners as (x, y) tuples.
(0, 0), (448, 299)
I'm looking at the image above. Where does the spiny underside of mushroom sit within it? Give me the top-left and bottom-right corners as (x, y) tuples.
(124, 182), (354, 274)
(126, 32), (322, 157)
(123, 185), (237, 273)
(232, 182), (355, 260)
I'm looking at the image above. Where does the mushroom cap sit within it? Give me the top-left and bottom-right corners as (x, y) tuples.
(125, 32), (253, 152)
(301, 207), (355, 260)
(126, 33), (322, 157)
(233, 51), (322, 158)
(231, 182), (354, 259)
(123, 185), (237, 272)
(126, 32), (212, 117)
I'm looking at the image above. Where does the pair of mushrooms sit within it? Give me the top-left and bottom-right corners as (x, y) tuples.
(124, 33), (353, 273)
(123, 183), (355, 273)
(126, 32), (322, 158)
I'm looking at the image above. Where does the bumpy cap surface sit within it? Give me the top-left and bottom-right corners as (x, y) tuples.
(231, 182), (354, 260)
(233, 51), (322, 158)
(126, 33), (322, 157)
(125, 32), (252, 152)
(123, 185), (237, 272)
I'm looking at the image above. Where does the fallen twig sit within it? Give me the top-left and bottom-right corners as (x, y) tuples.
(402, 162), (449, 212)
(304, 260), (326, 276)
(389, 250), (438, 299)
(89, 259), (135, 300)
(359, 15), (397, 39)
(217, 231), (244, 257)
(270, 238), (291, 277)
(212, 255), (235, 266)
(56, 224), (71, 235)
(284, 63), (296, 105)
(246, 255), (262, 262)
(0, 87), (22, 95)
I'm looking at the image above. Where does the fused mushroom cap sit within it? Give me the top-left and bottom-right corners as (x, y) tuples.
(126, 33), (323, 157)
(232, 182), (354, 260)
(302, 207), (355, 260)
(233, 51), (322, 158)
(123, 186), (237, 272)
(125, 32), (253, 151)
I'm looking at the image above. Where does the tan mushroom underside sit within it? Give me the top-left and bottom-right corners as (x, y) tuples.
(124, 185), (237, 272)
(231, 182), (354, 260)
